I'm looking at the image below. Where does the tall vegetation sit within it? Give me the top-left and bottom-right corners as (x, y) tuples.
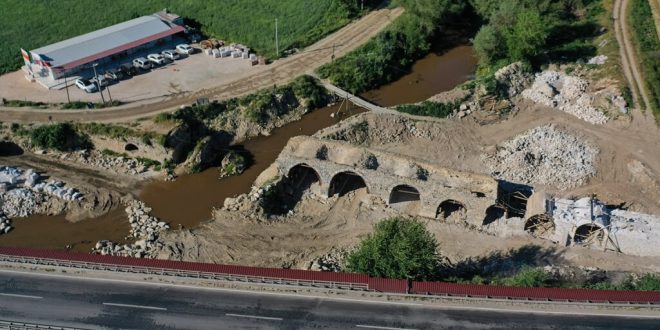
(28, 123), (91, 151)
(346, 217), (441, 281)
(471, 0), (603, 74)
(0, 0), (361, 74)
(317, 0), (466, 94)
(628, 0), (660, 118)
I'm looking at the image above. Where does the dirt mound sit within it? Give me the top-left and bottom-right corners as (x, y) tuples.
(484, 125), (598, 190)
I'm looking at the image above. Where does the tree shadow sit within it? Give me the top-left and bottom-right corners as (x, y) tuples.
(441, 244), (564, 279)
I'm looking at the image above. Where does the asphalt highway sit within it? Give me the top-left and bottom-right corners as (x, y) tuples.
(0, 271), (658, 329)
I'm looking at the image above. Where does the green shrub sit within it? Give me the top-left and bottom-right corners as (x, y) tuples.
(345, 217), (440, 281)
(495, 266), (553, 288)
(395, 101), (459, 118)
(29, 123), (90, 151)
(629, 0), (660, 118)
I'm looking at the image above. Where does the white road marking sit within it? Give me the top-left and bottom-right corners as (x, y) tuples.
(356, 325), (416, 330)
(102, 302), (167, 311)
(0, 292), (43, 299)
(2, 269), (659, 319)
(225, 313), (283, 321)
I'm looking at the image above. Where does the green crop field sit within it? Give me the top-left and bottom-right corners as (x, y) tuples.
(0, 0), (358, 74)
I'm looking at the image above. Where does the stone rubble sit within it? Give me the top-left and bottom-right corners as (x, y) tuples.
(0, 213), (12, 235)
(587, 55), (608, 65)
(0, 165), (83, 218)
(53, 149), (149, 176)
(484, 125), (598, 190)
(522, 71), (609, 125)
(494, 61), (534, 97)
(309, 250), (344, 272)
(92, 200), (170, 258)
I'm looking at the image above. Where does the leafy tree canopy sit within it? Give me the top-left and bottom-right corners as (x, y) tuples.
(346, 217), (440, 281)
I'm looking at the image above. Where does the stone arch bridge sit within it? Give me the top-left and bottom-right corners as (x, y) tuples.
(274, 136), (499, 226)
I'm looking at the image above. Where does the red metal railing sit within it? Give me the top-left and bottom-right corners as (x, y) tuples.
(0, 247), (658, 304)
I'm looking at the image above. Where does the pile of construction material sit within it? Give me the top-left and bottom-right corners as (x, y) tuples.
(33, 181), (82, 201)
(0, 166), (83, 201)
(92, 200), (169, 258)
(205, 43), (259, 65)
(0, 213), (11, 235)
(484, 125), (598, 190)
(522, 71), (609, 124)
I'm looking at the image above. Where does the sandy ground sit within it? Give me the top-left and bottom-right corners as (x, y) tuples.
(0, 7), (404, 123)
(317, 99), (660, 215)
(158, 187), (660, 274)
(0, 53), (253, 104)
(156, 92), (660, 273)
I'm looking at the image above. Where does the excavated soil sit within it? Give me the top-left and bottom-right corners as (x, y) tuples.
(157, 96), (660, 272)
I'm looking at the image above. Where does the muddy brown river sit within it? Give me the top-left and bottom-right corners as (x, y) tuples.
(0, 45), (477, 251)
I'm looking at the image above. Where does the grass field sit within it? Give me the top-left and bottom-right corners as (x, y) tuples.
(0, 0), (356, 74)
(629, 0), (660, 119)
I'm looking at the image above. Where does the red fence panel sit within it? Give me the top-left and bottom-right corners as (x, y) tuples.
(410, 281), (660, 303)
(368, 278), (408, 293)
(0, 247), (369, 285)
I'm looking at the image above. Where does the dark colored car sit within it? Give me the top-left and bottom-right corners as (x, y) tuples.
(119, 63), (138, 76)
(104, 68), (124, 81)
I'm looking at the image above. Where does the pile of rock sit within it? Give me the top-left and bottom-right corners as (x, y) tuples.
(309, 250), (344, 272)
(0, 213), (11, 235)
(0, 189), (43, 217)
(92, 200), (169, 258)
(522, 71), (609, 125)
(494, 62), (534, 98)
(484, 125), (599, 190)
(61, 150), (149, 175)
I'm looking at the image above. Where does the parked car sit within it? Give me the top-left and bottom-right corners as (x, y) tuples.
(176, 44), (195, 55)
(104, 68), (124, 81)
(147, 53), (166, 65)
(132, 57), (152, 70)
(74, 78), (98, 93)
(119, 63), (138, 76)
(91, 75), (108, 87)
(161, 49), (180, 61)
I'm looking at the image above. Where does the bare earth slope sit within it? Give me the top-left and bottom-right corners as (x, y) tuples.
(0, 8), (403, 123)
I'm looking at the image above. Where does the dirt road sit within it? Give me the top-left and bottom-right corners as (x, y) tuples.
(614, 0), (653, 114)
(0, 8), (403, 124)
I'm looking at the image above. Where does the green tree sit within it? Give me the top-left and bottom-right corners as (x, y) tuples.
(345, 217), (440, 281)
(473, 25), (505, 65)
(503, 9), (548, 61)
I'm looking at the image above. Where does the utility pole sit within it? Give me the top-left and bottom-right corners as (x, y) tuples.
(63, 74), (71, 104)
(275, 18), (279, 57)
(332, 43), (336, 63)
(92, 63), (105, 105)
(106, 82), (113, 104)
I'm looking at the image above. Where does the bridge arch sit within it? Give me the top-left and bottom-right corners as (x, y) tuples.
(328, 171), (368, 197)
(482, 204), (505, 226)
(524, 214), (555, 239)
(436, 199), (467, 223)
(388, 184), (421, 204)
(286, 163), (322, 190)
(573, 223), (606, 247)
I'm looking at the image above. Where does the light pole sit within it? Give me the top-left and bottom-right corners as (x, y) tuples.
(92, 63), (105, 105)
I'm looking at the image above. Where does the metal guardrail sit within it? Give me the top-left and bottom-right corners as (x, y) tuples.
(1, 252), (658, 306)
(0, 254), (369, 291)
(0, 320), (87, 330)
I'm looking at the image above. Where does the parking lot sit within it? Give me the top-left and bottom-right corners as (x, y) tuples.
(0, 41), (258, 105)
